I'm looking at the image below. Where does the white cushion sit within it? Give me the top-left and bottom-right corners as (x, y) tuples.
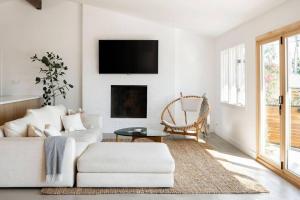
(27, 105), (66, 131)
(3, 113), (35, 137)
(44, 124), (61, 137)
(62, 113), (86, 132)
(27, 124), (45, 137)
(61, 128), (100, 143)
(77, 143), (175, 173)
(181, 98), (202, 112)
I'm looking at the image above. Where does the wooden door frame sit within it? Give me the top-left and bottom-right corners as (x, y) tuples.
(256, 20), (300, 188)
(256, 36), (283, 167)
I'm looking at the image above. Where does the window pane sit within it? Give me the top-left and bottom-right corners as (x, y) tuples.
(229, 47), (237, 105)
(237, 44), (246, 106)
(220, 44), (245, 106)
(221, 50), (229, 102)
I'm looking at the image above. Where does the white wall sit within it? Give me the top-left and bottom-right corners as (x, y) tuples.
(0, 0), (215, 133)
(174, 29), (215, 98)
(0, 0), (81, 109)
(214, 0), (300, 157)
(82, 5), (215, 133)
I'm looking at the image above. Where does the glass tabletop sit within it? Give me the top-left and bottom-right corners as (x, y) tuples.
(114, 127), (169, 137)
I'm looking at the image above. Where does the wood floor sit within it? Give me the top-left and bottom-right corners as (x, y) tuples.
(0, 133), (299, 200)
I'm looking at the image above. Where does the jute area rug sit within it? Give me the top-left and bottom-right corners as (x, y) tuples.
(41, 139), (267, 195)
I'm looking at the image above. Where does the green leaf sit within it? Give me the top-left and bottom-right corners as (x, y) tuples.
(41, 56), (50, 66)
(54, 63), (60, 68)
(35, 77), (41, 84)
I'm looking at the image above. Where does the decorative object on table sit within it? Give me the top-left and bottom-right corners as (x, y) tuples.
(30, 52), (74, 106)
(161, 93), (210, 141)
(114, 127), (168, 142)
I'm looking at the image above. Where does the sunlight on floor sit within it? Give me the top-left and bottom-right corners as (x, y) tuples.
(206, 149), (265, 171)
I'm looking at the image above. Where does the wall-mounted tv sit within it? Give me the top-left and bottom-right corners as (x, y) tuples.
(99, 40), (158, 74)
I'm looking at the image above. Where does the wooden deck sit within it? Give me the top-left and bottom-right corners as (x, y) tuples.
(267, 106), (300, 148)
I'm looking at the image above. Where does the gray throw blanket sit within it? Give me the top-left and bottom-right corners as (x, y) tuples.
(45, 136), (68, 182)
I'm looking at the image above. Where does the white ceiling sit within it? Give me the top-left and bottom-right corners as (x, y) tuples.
(0, 0), (288, 36)
(82, 0), (287, 37)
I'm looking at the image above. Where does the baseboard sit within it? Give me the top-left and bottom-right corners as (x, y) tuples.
(214, 132), (257, 158)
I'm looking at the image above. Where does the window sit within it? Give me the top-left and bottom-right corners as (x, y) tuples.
(221, 44), (245, 106)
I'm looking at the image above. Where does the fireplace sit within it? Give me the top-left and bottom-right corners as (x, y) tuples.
(111, 85), (147, 118)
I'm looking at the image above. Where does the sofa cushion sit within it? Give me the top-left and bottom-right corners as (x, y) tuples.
(3, 113), (39, 137)
(44, 124), (62, 137)
(61, 128), (100, 143)
(62, 113), (86, 132)
(77, 142), (175, 173)
(27, 124), (46, 137)
(27, 105), (66, 131)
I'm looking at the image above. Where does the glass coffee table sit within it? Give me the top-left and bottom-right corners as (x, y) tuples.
(114, 127), (169, 142)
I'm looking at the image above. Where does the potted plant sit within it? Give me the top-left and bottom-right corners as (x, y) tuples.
(31, 52), (74, 106)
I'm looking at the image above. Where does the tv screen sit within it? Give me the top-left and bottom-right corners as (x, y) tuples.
(99, 40), (158, 74)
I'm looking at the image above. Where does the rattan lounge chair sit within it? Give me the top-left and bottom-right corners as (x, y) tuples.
(161, 93), (209, 141)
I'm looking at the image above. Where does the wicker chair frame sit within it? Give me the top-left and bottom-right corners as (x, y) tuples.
(160, 94), (210, 141)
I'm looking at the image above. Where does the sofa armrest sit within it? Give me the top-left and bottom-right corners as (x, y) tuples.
(82, 114), (103, 129)
(0, 137), (76, 187)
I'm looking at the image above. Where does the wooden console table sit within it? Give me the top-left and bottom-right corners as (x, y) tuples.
(0, 96), (41, 125)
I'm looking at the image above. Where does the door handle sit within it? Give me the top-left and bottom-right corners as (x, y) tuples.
(279, 95), (283, 115)
(279, 104), (282, 115)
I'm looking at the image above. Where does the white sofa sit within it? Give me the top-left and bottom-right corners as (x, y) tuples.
(0, 105), (102, 187)
(0, 137), (76, 187)
(0, 105), (176, 188)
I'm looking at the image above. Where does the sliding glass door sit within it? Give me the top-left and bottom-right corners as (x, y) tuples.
(257, 23), (300, 187)
(259, 39), (281, 165)
(286, 33), (300, 176)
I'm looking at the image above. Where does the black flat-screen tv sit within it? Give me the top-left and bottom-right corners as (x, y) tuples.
(99, 40), (158, 74)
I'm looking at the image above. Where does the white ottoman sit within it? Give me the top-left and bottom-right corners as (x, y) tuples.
(77, 142), (175, 187)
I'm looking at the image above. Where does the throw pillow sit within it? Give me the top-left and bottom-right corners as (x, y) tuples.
(61, 113), (86, 132)
(27, 124), (46, 137)
(4, 113), (35, 137)
(44, 124), (61, 137)
(27, 105), (67, 131)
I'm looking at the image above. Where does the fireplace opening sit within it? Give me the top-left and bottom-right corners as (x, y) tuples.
(111, 85), (147, 118)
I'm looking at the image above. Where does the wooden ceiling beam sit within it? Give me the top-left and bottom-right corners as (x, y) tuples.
(26, 0), (42, 10)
